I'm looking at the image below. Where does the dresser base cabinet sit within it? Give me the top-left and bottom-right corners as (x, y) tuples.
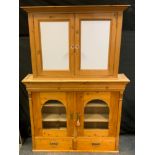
(22, 74), (129, 152)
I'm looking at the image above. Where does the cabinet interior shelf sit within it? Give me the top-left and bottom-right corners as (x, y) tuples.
(42, 113), (108, 123)
(86, 103), (107, 108)
(84, 114), (109, 122)
(42, 114), (66, 122)
(43, 103), (64, 108)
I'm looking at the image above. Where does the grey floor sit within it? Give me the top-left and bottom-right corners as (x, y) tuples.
(19, 135), (134, 155)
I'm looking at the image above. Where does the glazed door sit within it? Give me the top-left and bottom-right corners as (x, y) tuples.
(32, 92), (75, 137)
(33, 14), (75, 77)
(75, 13), (117, 77)
(76, 92), (119, 137)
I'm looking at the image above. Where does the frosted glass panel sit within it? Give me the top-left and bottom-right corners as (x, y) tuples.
(40, 22), (69, 70)
(81, 21), (110, 70)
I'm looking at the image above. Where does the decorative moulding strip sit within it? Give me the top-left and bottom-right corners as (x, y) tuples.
(21, 5), (130, 13)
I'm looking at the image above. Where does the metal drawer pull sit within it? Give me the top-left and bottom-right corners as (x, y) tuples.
(92, 142), (101, 146)
(50, 142), (58, 145)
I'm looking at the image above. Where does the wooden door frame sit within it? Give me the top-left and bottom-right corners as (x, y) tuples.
(32, 92), (75, 137)
(76, 91), (119, 137)
(74, 13), (117, 77)
(32, 13), (75, 77)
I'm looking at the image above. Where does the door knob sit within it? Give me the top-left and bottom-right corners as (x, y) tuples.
(71, 45), (74, 49)
(75, 45), (79, 49)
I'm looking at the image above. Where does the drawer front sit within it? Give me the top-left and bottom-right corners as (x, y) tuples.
(76, 137), (116, 151)
(35, 137), (73, 150)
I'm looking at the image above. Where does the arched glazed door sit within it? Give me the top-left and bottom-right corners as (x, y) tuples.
(76, 92), (119, 137)
(84, 99), (109, 130)
(32, 92), (74, 137)
(41, 100), (66, 129)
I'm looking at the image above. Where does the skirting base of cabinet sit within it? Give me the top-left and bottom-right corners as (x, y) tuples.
(32, 149), (119, 153)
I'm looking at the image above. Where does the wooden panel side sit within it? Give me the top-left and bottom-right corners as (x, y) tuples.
(28, 14), (38, 77)
(32, 93), (42, 136)
(108, 92), (120, 136)
(113, 12), (123, 76)
(28, 92), (35, 149)
(115, 91), (124, 150)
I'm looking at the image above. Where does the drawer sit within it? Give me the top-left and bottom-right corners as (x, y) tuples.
(34, 137), (73, 150)
(76, 137), (116, 151)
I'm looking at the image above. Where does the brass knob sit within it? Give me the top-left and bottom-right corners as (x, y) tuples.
(75, 45), (79, 49)
(71, 45), (74, 49)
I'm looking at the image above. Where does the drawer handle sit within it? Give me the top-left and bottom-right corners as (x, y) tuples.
(92, 142), (101, 146)
(50, 142), (58, 146)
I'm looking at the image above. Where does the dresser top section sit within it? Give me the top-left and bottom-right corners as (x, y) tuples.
(21, 5), (130, 13)
(22, 74), (130, 84)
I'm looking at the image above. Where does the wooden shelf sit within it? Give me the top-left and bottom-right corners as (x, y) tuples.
(43, 128), (67, 130)
(84, 114), (109, 122)
(86, 103), (108, 108)
(44, 103), (64, 108)
(42, 114), (66, 122)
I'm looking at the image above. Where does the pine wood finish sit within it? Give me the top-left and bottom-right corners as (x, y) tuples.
(35, 137), (73, 150)
(22, 74), (129, 152)
(76, 137), (116, 151)
(33, 14), (75, 77)
(22, 5), (129, 78)
(21, 5), (129, 13)
(21, 5), (130, 153)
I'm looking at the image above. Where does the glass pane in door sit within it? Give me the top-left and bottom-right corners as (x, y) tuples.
(81, 21), (110, 70)
(84, 99), (109, 129)
(40, 22), (69, 70)
(41, 100), (66, 129)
